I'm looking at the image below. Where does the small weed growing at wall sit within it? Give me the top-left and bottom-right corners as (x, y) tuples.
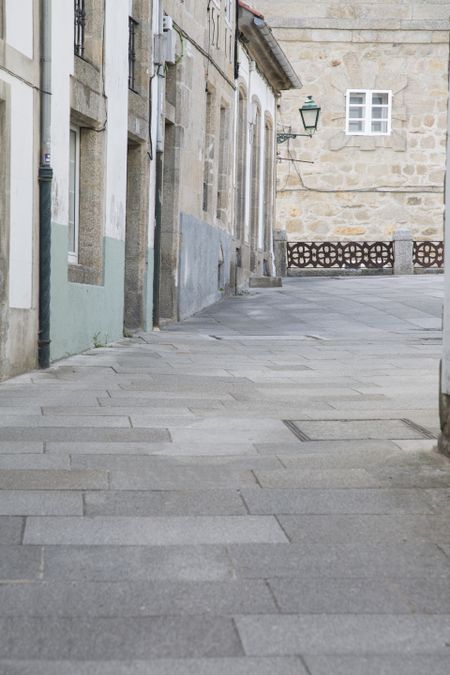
(92, 332), (108, 348)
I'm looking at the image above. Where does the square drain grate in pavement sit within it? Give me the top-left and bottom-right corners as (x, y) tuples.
(283, 418), (437, 442)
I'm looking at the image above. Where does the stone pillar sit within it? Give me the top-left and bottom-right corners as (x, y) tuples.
(439, 70), (450, 457)
(393, 229), (414, 275)
(439, 361), (450, 457)
(274, 229), (287, 277)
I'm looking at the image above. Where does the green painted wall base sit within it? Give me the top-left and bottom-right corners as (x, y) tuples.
(50, 223), (123, 361)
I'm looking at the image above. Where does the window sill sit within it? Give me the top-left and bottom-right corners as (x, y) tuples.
(346, 132), (391, 137)
(68, 262), (103, 286)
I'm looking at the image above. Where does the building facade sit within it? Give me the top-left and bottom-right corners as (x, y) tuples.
(153, 0), (238, 323)
(0, 0), (40, 380)
(256, 1), (449, 250)
(152, 0), (299, 321)
(50, 0), (155, 360)
(234, 1), (300, 289)
(0, 0), (300, 380)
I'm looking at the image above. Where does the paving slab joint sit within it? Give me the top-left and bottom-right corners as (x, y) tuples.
(299, 654), (314, 675)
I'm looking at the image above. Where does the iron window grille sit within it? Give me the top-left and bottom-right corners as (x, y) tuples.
(128, 17), (138, 91)
(74, 0), (86, 58)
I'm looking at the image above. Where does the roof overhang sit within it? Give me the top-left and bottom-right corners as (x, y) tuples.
(238, 2), (302, 92)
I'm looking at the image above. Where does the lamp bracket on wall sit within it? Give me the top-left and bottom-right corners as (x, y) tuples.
(277, 132), (313, 144)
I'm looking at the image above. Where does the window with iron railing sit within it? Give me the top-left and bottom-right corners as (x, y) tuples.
(128, 17), (138, 91)
(74, 0), (86, 58)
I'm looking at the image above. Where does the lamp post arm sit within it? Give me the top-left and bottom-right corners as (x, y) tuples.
(277, 132), (313, 144)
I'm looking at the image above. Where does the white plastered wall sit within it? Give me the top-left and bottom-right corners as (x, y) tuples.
(237, 45), (276, 249)
(3, 3), (35, 310)
(51, 0), (129, 243)
(51, 0), (72, 228)
(104, 0), (129, 241)
(5, 0), (33, 59)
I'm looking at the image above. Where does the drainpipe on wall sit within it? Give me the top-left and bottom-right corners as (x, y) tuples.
(152, 149), (163, 328)
(38, 0), (53, 368)
(152, 0), (164, 328)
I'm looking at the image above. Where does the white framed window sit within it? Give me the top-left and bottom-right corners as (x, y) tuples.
(346, 90), (392, 136)
(68, 126), (80, 264)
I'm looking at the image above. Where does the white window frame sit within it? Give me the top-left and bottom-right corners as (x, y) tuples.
(68, 126), (80, 264)
(346, 89), (392, 136)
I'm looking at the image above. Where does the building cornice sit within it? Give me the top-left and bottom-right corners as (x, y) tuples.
(238, 3), (301, 92)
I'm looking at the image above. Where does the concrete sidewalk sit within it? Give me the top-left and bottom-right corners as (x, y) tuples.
(1, 276), (450, 674)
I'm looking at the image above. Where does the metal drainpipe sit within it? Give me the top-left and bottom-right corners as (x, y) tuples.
(152, 149), (163, 328)
(234, 0), (239, 80)
(38, 0), (53, 368)
(152, 0), (164, 328)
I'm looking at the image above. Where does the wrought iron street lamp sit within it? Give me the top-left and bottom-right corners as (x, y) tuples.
(277, 96), (321, 144)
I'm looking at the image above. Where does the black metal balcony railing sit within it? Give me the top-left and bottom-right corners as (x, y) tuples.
(128, 17), (138, 91)
(74, 0), (86, 58)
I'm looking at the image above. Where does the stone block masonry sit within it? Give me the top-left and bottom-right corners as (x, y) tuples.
(256, 0), (449, 245)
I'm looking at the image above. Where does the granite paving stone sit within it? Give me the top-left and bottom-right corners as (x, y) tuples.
(276, 514), (450, 546)
(254, 467), (379, 488)
(268, 577), (419, 614)
(106, 390), (236, 400)
(227, 541), (450, 579)
(302, 655), (450, 675)
(0, 428), (170, 442)
(242, 488), (433, 515)
(109, 468), (257, 490)
(0, 546), (42, 580)
(0, 415), (131, 428)
(84, 490), (247, 516)
(24, 515), (289, 545)
(47, 441), (257, 456)
(42, 406), (195, 417)
(254, 439), (399, 454)
(0, 407), (43, 415)
(0, 517), (26, 544)
(0, 470), (108, 490)
(75, 455), (281, 471)
(0, 657), (308, 675)
(42, 545), (234, 581)
(0, 491), (83, 515)
(0, 616), (243, 659)
(0, 442), (44, 454)
(0, 579), (277, 616)
(235, 614), (450, 656)
(0, 454), (70, 470)
(0, 276), (449, 669)
(97, 397), (227, 408)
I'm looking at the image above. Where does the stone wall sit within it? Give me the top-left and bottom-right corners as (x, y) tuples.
(158, 0), (236, 321)
(256, 0), (449, 243)
(178, 214), (233, 320)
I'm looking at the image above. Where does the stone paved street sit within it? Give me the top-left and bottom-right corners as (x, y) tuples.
(1, 276), (450, 674)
